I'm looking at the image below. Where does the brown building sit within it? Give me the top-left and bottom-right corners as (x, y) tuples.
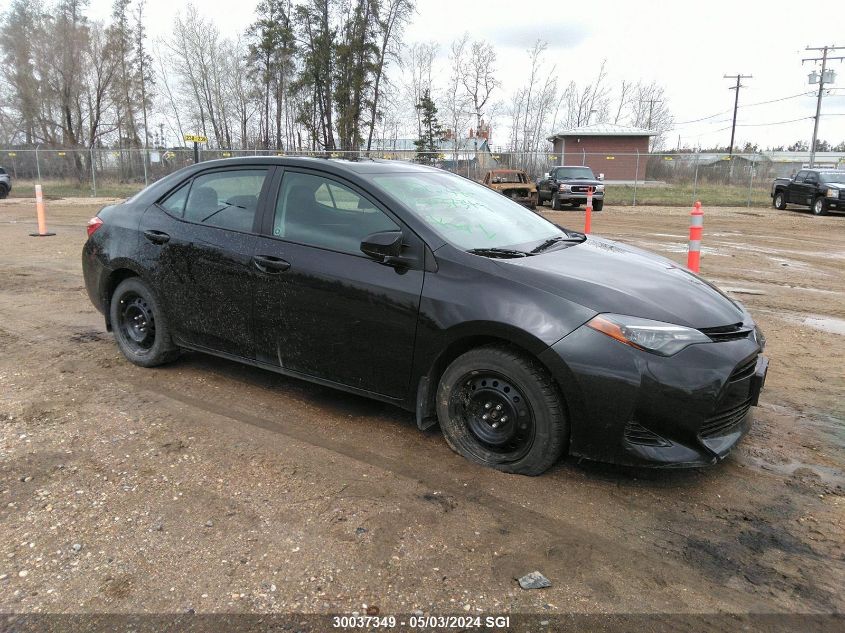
(547, 123), (656, 181)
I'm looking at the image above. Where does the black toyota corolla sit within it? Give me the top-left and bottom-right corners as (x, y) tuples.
(82, 157), (768, 475)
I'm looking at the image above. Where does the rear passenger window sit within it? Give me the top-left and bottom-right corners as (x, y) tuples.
(160, 182), (190, 216)
(273, 172), (398, 254)
(182, 169), (268, 232)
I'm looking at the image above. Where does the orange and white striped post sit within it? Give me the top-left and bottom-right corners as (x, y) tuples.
(687, 201), (703, 272)
(584, 186), (594, 234)
(29, 184), (55, 237)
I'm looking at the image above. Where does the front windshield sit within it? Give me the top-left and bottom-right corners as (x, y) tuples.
(820, 172), (845, 184)
(553, 167), (594, 179)
(372, 171), (563, 250)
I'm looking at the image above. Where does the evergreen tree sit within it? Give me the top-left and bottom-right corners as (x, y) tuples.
(414, 89), (442, 164)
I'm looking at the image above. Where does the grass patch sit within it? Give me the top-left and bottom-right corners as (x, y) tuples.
(8, 179), (144, 199)
(609, 183), (772, 208)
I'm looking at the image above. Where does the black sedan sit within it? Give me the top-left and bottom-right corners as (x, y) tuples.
(83, 157), (768, 475)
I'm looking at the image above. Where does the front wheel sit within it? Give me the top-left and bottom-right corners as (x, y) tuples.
(551, 193), (562, 210)
(813, 196), (828, 216)
(110, 277), (180, 367)
(593, 200), (604, 211)
(436, 345), (568, 476)
(773, 191), (787, 210)
(0, 185), (8, 200)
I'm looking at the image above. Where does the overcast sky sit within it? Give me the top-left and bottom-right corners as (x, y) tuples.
(88, 0), (845, 150)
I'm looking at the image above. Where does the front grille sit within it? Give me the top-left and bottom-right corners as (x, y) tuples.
(839, 189), (845, 200)
(625, 421), (672, 447)
(729, 357), (757, 383)
(571, 185), (590, 193)
(699, 322), (752, 342)
(699, 398), (752, 438)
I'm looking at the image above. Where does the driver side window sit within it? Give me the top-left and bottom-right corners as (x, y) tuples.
(273, 172), (399, 254)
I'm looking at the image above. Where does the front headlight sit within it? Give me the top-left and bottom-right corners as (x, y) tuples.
(586, 313), (711, 356)
(559, 184), (571, 191)
(827, 188), (838, 198)
(595, 184), (605, 191)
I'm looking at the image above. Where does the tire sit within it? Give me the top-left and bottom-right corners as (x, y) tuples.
(593, 200), (604, 211)
(0, 184), (8, 200)
(551, 193), (562, 210)
(812, 196), (828, 216)
(436, 345), (568, 476)
(109, 277), (180, 367)
(773, 191), (787, 210)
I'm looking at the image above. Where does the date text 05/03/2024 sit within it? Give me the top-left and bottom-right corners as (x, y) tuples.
(332, 615), (512, 629)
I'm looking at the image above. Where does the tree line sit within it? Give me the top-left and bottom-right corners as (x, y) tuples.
(0, 0), (680, 180)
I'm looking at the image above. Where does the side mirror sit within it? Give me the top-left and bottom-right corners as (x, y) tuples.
(361, 230), (404, 262)
(598, 173), (605, 181)
(543, 172), (550, 180)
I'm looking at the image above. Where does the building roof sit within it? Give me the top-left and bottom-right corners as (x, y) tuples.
(548, 123), (657, 140)
(763, 151), (845, 163)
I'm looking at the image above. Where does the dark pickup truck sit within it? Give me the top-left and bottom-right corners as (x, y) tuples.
(0, 166), (11, 199)
(537, 165), (604, 211)
(772, 168), (845, 216)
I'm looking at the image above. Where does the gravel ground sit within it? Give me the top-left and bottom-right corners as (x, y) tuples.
(0, 198), (843, 622)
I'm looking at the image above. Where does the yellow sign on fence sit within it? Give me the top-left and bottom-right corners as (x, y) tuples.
(184, 134), (208, 143)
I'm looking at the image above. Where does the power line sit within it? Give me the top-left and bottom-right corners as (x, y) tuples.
(673, 91), (815, 126)
(724, 74), (752, 156)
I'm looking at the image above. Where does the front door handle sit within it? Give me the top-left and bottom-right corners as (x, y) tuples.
(253, 255), (291, 274)
(143, 229), (170, 245)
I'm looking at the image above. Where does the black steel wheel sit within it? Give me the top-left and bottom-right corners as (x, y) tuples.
(451, 372), (536, 462)
(110, 277), (179, 367)
(436, 345), (568, 475)
(773, 191), (787, 210)
(117, 292), (156, 352)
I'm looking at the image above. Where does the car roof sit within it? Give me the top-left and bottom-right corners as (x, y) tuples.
(185, 156), (439, 175)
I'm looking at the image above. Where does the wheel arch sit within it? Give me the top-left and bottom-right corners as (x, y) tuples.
(414, 326), (575, 434)
(101, 264), (145, 331)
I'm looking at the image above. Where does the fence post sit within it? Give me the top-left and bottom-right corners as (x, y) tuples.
(35, 144), (42, 183)
(633, 150), (640, 207)
(747, 162), (754, 208)
(90, 147), (97, 197)
(692, 151), (700, 204)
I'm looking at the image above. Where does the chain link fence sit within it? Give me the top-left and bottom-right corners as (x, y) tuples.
(2, 147), (842, 207)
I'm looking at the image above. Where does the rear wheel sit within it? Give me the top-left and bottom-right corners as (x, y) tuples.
(773, 191), (787, 210)
(813, 196), (828, 216)
(436, 345), (568, 476)
(110, 277), (180, 367)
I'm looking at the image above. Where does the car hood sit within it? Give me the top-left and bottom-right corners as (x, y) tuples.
(559, 179), (602, 186)
(823, 182), (844, 189)
(496, 236), (745, 329)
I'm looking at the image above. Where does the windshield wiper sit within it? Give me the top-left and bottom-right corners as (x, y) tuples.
(466, 247), (532, 258)
(530, 234), (587, 253)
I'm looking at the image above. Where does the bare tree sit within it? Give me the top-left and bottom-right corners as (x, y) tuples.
(461, 39), (499, 135)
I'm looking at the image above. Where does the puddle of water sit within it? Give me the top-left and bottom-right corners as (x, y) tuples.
(742, 454), (845, 488)
(653, 243), (727, 256)
(802, 315), (845, 336)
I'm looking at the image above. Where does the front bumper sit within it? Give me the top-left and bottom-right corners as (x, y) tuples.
(558, 191), (604, 204)
(824, 194), (843, 210)
(539, 324), (767, 467)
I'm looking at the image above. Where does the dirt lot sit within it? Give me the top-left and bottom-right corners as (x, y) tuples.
(0, 198), (843, 622)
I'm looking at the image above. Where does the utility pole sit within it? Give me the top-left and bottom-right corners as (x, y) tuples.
(803, 45), (844, 167)
(644, 99), (662, 130)
(724, 74), (752, 156)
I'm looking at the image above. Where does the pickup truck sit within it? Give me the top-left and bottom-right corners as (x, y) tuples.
(771, 168), (845, 216)
(537, 165), (604, 211)
(0, 166), (11, 199)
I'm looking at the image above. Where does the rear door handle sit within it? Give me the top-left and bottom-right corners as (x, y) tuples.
(253, 255), (291, 274)
(143, 229), (170, 245)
